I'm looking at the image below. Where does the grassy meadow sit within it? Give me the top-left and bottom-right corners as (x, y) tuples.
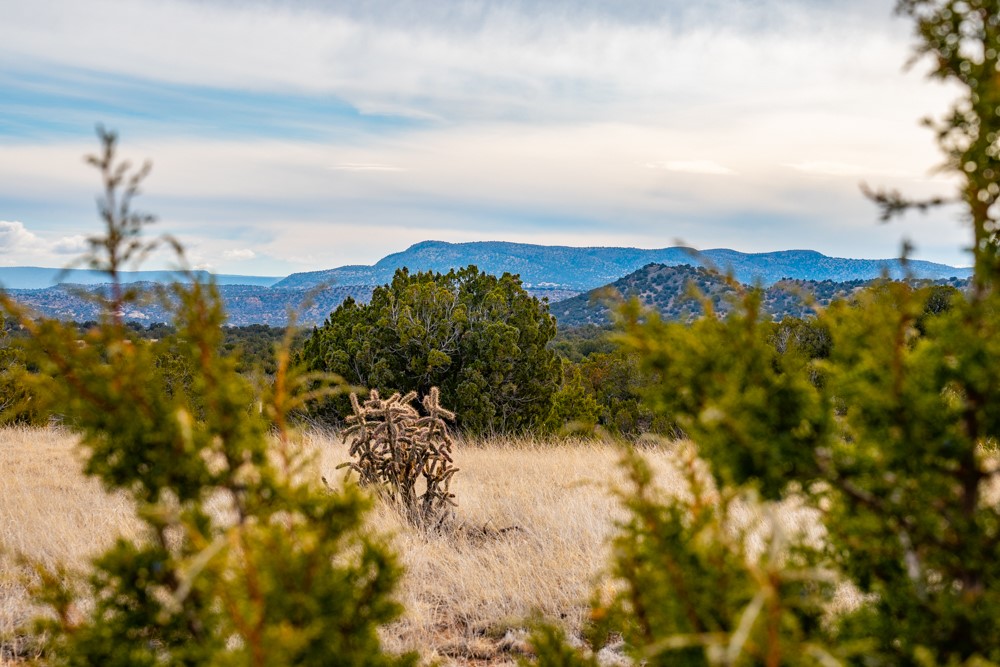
(0, 426), (835, 665)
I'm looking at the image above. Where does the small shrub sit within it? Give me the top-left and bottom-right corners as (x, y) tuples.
(340, 387), (459, 530)
(1, 128), (414, 666)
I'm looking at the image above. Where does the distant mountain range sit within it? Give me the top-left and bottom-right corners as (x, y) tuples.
(5, 283), (373, 327)
(0, 267), (281, 290)
(275, 240), (972, 291)
(0, 240), (973, 326)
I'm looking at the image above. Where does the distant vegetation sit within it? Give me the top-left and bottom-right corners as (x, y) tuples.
(0, 266), (280, 289)
(5, 282), (374, 327)
(551, 262), (970, 327)
(5, 257), (970, 331)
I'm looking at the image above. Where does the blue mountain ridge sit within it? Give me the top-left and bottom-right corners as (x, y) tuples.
(274, 240), (971, 291)
(1, 241), (973, 326)
(0, 267), (281, 290)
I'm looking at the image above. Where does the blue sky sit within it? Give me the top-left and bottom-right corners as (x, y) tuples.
(0, 0), (971, 275)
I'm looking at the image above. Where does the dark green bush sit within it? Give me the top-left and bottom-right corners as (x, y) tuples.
(301, 266), (560, 434)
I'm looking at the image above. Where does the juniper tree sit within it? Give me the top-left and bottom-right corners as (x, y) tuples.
(301, 266), (560, 434)
(535, 2), (1000, 665)
(2, 128), (414, 667)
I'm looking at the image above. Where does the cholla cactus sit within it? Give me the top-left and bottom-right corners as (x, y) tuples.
(340, 387), (459, 529)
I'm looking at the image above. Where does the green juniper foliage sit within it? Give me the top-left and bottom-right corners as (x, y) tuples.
(549, 326), (673, 436)
(0, 319), (44, 425)
(1, 128), (414, 666)
(575, 348), (674, 437)
(544, 362), (601, 435)
(535, 2), (1000, 665)
(604, 447), (830, 667)
(301, 265), (561, 434)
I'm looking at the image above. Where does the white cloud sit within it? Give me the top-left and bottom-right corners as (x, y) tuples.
(223, 248), (256, 260)
(329, 163), (406, 172)
(0, 221), (43, 254)
(52, 234), (88, 254)
(647, 160), (737, 175)
(784, 161), (911, 178)
(0, 0), (933, 126)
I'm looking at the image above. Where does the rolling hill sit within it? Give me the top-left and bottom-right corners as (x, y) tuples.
(549, 263), (971, 327)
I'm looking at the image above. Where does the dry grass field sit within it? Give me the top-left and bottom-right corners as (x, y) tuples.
(0, 426), (825, 665)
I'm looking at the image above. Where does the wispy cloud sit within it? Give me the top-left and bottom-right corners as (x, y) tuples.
(0, 0), (923, 129)
(784, 161), (911, 178)
(329, 163), (407, 172)
(646, 160), (737, 175)
(223, 248), (256, 260)
(0, 223), (92, 265)
(52, 234), (88, 254)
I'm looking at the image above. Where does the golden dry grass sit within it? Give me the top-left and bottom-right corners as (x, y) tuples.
(312, 430), (663, 664)
(0, 427), (144, 663)
(0, 427), (826, 665)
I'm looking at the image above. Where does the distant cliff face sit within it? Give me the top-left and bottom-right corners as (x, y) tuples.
(274, 240), (971, 291)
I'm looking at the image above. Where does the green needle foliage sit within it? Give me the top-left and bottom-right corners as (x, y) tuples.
(535, 2), (1000, 665)
(0, 322), (44, 425)
(1, 128), (414, 666)
(602, 448), (831, 667)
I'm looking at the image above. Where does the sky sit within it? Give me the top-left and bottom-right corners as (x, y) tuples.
(0, 0), (974, 276)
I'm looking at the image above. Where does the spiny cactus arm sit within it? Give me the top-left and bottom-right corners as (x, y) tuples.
(423, 460), (458, 485)
(397, 390), (419, 406)
(401, 434), (424, 465)
(345, 431), (371, 458)
(335, 461), (381, 488)
(423, 440), (453, 464)
(348, 392), (366, 417)
(410, 455), (433, 488)
(421, 466), (455, 502)
(414, 415), (454, 445)
(435, 477), (459, 508)
(422, 387), (456, 422)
